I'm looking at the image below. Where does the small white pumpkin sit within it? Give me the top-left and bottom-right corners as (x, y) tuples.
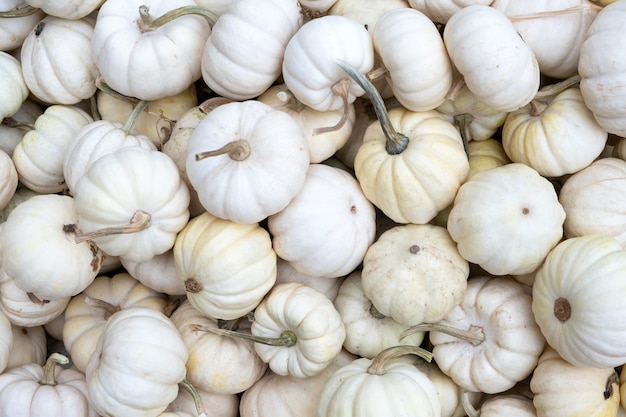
(0, 1), (45, 51)
(443, 5), (540, 112)
(471, 395), (538, 417)
(121, 249), (187, 296)
(275, 257), (344, 302)
(328, 0), (411, 36)
(24, 0), (102, 19)
(0, 50), (29, 123)
(407, 0), (492, 23)
(6, 324), (46, 370)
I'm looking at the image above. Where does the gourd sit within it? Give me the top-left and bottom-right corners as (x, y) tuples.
(275, 257), (344, 302)
(173, 211), (277, 320)
(268, 163), (376, 278)
(467, 139), (511, 178)
(0, 149), (17, 209)
(20, 15), (99, 105)
(121, 250), (187, 296)
(62, 272), (169, 373)
(12, 104), (94, 194)
(578, 0), (626, 136)
(0, 194), (103, 300)
(212, 282), (347, 378)
(91, 0), (212, 101)
(170, 300), (267, 394)
(558, 157), (626, 248)
(502, 83), (608, 177)
(360, 223), (469, 327)
(532, 234), (626, 368)
(327, 0), (411, 35)
(447, 163), (565, 276)
(185, 100), (310, 224)
(443, 5), (540, 112)
(465, 394), (537, 417)
(200, 0), (302, 100)
(86, 307), (189, 417)
(165, 381), (239, 417)
(0, 353), (98, 417)
(72, 146), (190, 263)
(372, 8), (453, 112)
(491, 0), (601, 79)
(530, 347), (620, 417)
(404, 276), (546, 394)
(333, 271), (425, 359)
(407, 0), (492, 24)
(6, 324), (46, 369)
(0, 51), (28, 123)
(318, 346), (440, 417)
(25, 0), (103, 19)
(342, 61), (469, 225)
(0, 1), (45, 51)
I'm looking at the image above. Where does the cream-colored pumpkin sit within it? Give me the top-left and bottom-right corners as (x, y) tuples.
(6, 324), (46, 369)
(62, 272), (169, 373)
(96, 84), (198, 149)
(201, 0), (301, 100)
(86, 307), (188, 417)
(530, 347), (620, 417)
(0, 1), (45, 51)
(466, 138), (511, 178)
(170, 300), (267, 395)
(532, 234), (626, 368)
(121, 249), (187, 296)
(558, 157), (626, 248)
(0, 51), (28, 123)
(12, 104), (94, 193)
(25, 0), (102, 19)
(407, 0), (492, 23)
(73, 146), (190, 263)
(0, 353), (98, 417)
(185, 100), (310, 224)
(0, 149), (16, 210)
(328, 0), (410, 36)
(174, 211), (277, 320)
(282, 14), (374, 112)
(492, 0), (601, 79)
(443, 5), (540, 112)
(334, 271), (425, 359)
(91, 0), (211, 101)
(373, 8), (452, 112)
(502, 86), (608, 177)
(578, 1), (626, 136)
(165, 381), (239, 417)
(0, 194), (103, 300)
(20, 15), (99, 105)
(409, 276), (546, 394)
(275, 257), (344, 302)
(473, 395), (538, 417)
(447, 163), (565, 276)
(268, 163), (376, 278)
(361, 223), (469, 327)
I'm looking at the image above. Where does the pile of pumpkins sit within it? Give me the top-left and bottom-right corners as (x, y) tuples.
(0, 0), (625, 416)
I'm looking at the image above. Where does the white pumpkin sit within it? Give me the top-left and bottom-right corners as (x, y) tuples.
(73, 146), (190, 263)
(443, 5), (540, 112)
(185, 100), (310, 224)
(201, 0), (302, 100)
(407, 0), (492, 23)
(121, 249), (187, 296)
(328, 0), (411, 36)
(25, 0), (102, 19)
(0, 0), (45, 51)
(0, 51), (29, 123)
(268, 163), (376, 278)
(20, 15), (99, 105)
(6, 324), (46, 370)
(91, 0), (211, 101)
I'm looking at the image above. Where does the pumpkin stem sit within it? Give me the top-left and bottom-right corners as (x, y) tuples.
(178, 379), (208, 417)
(366, 66), (389, 82)
(39, 353), (69, 386)
(453, 113), (472, 158)
(366, 345), (433, 376)
(461, 390), (481, 417)
(446, 76), (467, 101)
(74, 210), (152, 244)
(401, 323), (485, 346)
(1, 117), (34, 131)
(336, 59), (409, 155)
(534, 74), (581, 101)
(194, 325), (298, 347)
(122, 100), (148, 135)
(507, 4), (602, 21)
(274, 87), (306, 112)
(195, 139), (251, 162)
(312, 78), (352, 135)
(0, 3), (39, 17)
(136, 5), (218, 32)
(27, 292), (50, 305)
(96, 77), (140, 104)
(605, 371), (619, 400)
(84, 295), (121, 320)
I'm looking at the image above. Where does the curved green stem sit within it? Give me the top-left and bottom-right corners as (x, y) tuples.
(1, 117), (34, 131)
(336, 59), (409, 155)
(401, 323), (485, 346)
(194, 325), (298, 347)
(195, 139), (251, 161)
(122, 100), (148, 135)
(39, 353), (69, 386)
(137, 5), (218, 32)
(96, 78), (139, 104)
(0, 4), (39, 17)
(178, 379), (207, 416)
(533, 74), (581, 100)
(367, 345), (433, 376)
(462, 390), (481, 417)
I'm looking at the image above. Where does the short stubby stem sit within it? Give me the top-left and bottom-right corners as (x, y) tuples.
(84, 296), (121, 320)
(39, 353), (70, 386)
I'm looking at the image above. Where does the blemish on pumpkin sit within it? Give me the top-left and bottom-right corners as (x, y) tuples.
(63, 224), (76, 234)
(350, 205), (357, 214)
(409, 245), (421, 254)
(553, 297), (571, 322)
(605, 372), (619, 400)
(522, 207), (530, 215)
(185, 278), (202, 293)
(34, 21), (45, 36)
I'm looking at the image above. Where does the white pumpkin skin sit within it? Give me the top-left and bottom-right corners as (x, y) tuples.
(25, 0), (102, 19)
(20, 15), (99, 105)
(165, 383), (239, 417)
(275, 257), (344, 302)
(478, 395), (537, 417)
(407, 0), (492, 23)
(201, 0), (302, 100)
(121, 250), (187, 296)
(268, 163), (377, 279)
(0, 149), (17, 210)
(328, 0), (411, 36)
(0, 99), (43, 157)
(532, 234), (626, 368)
(0, 0), (45, 51)
(0, 51), (29, 123)
(91, 0), (211, 101)
(443, 5), (540, 112)
(6, 324), (46, 369)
